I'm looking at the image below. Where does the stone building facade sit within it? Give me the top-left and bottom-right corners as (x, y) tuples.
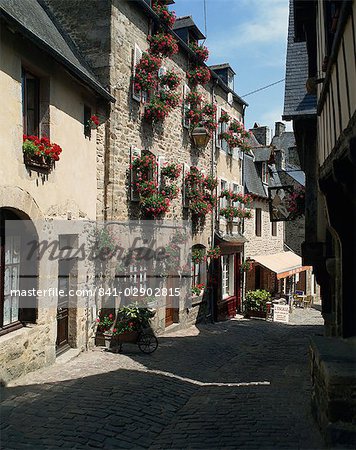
(43, 0), (248, 329)
(0, 0), (112, 383)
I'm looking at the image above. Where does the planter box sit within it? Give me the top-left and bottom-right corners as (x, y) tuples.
(245, 310), (267, 319)
(117, 331), (138, 343)
(95, 333), (106, 346)
(24, 153), (53, 172)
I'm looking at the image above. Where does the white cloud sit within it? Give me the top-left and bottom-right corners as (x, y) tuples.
(207, 0), (289, 59)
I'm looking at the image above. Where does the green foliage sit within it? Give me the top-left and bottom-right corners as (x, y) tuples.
(245, 289), (271, 312)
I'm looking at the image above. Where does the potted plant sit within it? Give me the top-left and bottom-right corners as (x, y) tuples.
(161, 163), (182, 180)
(206, 247), (221, 259)
(89, 115), (100, 129)
(152, 0), (176, 28)
(192, 283), (205, 296)
(134, 52), (162, 92)
(244, 289), (271, 319)
(114, 304), (156, 343)
(95, 311), (115, 346)
(159, 70), (181, 90)
(23, 135), (62, 171)
(188, 42), (209, 63)
(148, 32), (178, 57)
(187, 66), (211, 87)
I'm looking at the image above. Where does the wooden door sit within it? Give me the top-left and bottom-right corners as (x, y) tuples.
(165, 277), (176, 327)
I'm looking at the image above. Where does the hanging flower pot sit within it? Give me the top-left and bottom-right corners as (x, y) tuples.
(152, 1), (176, 28)
(148, 32), (179, 57)
(188, 42), (209, 63)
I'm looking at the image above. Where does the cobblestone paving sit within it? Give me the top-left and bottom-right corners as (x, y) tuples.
(1, 307), (325, 449)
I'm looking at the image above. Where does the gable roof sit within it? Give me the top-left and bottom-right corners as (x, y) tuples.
(283, 0), (316, 120)
(0, 0), (114, 102)
(244, 155), (267, 198)
(173, 16), (206, 40)
(253, 147), (271, 162)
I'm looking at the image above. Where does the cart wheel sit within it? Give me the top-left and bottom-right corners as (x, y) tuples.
(137, 333), (158, 354)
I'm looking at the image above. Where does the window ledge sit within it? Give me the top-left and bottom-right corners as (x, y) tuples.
(0, 323), (37, 342)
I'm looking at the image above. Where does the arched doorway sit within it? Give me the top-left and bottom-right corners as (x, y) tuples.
(0, 208), (38, 335)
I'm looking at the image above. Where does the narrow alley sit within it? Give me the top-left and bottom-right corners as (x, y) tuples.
(1, 308), (324, 449)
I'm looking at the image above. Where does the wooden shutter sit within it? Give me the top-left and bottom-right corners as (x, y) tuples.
(216, 106), (222, 148)
(132, 44), (143, 102)
(227, 92), (233, 105)
(183, 84), (190, 129)
(130, 146), (141, 201)
(182, 163), (190, 207)
(255, 208), (262, 236)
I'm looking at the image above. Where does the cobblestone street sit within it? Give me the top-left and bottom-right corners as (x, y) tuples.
(1, 307), (325, 449)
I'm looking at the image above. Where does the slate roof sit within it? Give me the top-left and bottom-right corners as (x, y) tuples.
(209, 63), (236, 75)
(244, 155), (267, 198)
(173, 16), (205, 40)
(283, 0), (316, 119)
(271, 131), (296, 153)
(0, 0), (114, 102)
(253, 147), (271, 162)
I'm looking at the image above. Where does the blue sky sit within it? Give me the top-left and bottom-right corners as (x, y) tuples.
(172, 0), (292, 133)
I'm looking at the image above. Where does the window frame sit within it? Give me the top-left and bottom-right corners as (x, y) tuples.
(22, 68), (40, 136)
(271, 220), (277, 237)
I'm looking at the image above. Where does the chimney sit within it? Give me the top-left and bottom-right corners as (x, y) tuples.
(250, 123), (270, 146)
(274, 122), (286, 137)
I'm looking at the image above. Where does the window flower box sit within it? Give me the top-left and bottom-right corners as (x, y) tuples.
(23, 135), (62, 172)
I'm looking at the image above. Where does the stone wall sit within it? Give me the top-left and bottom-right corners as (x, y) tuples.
(244, 199), (284, 257)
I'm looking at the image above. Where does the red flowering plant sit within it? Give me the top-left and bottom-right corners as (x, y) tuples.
(220, 206), (252, 221)
(160, 184), (179, 200)
(161, 163), (182, 180)
(187, 90), (203, 108)
(136, 180), (158, 197)
(159, 70), (181, 90)
(204, 175), (218, 191)
(23, 135), (63, 164)
(134, 53), (161, 92)
(202, 103), (218, 136)
(144, 91), (179, 122)
(152, 1), (176, 28)
(220, 119), (251, 152)
(140, 193), (171, 218)
(192, 248), (206, 263)
(192, 283), (205, 296)
(190, 199), (212, 217)
(96, 311), (115, 333)
(219, 111), (230, 123)
(285, 187), (305, 219)
(89, 115), (100, 129)
(149, 32), (179, 57)
(240, 260), (253, 273)
(203, 192), (218, 208)
(188, 42), (209, 63)
(231, 193), (253, 206)
(112, 305), (155, 335)
(187, 66), (211, 87)
(206, 246), (221, 259)
(131, 153), (157, 175)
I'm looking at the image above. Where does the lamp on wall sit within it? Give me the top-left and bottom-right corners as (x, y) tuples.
(191, 126), (211, 148)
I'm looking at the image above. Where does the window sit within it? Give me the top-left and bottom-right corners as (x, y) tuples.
(22, 69), (40, 136)
(255, 208), (262, 236)
(192, 246), (206, 288)
(272, 221), (277, 237)
(221, 110), (229, 153)
(222, 255), (234, 298)
(261, 162), (269, 184)
(84, 105), (91, 138)
(220, 179), (228, 210)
